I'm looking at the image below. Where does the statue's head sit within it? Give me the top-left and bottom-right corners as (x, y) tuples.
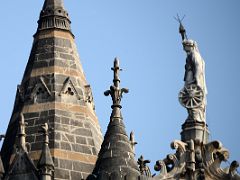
(182, 39), (195, 53)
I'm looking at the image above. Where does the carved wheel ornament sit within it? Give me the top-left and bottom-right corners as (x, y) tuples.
(179, 84), (204, 109)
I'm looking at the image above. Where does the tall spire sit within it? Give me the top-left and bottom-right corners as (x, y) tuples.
(90, 58), (140, 179)
(1, 1), (103, 179)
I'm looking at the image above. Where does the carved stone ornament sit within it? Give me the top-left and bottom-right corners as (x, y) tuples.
(138, 155), (152, 177)
(59, 77), (81, 100)
(84, 85), (95, 110)
(153, 139), (240, 180)
(104, 85), (129, 107)
(179, 84), (204, 109)
(30, 76), (52, 103)
(104, 58), (129, 108)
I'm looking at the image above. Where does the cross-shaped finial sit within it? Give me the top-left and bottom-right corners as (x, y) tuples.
(111, 58), (122, 88)
(104, 58), (129, 108)
(137, 155), (151, 177)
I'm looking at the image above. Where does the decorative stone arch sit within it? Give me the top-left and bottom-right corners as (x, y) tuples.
(59, 77), (82, 101)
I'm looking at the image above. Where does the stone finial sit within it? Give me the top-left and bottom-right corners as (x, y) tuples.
(38, 123), (54, 180)
(104, 58), (129, 109)
(111, 58), (121, 88)
(137, 155), (151, 177)
(40, 123), (50, 144)
(186, 140), (195, 179)
(130, 131), (137, 153)
(17, 85), (25, 103)
(18, 113), (27, 151)
(91, 59), (140, 179)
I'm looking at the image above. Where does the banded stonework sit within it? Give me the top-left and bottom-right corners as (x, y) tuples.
(1, 1), (103, 179)
(2, 1), (239, 180)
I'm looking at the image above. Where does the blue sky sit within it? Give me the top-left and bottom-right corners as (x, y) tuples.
(0, 0), (240, 172)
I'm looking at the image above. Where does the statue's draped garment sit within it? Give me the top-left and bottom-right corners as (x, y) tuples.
(183, 40), (207, 122)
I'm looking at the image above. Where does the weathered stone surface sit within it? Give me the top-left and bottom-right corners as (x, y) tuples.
(1, 1), (103, 179)
(59, 159), (72, 170)
(76, 136), (87, 145)
(71, 171), (83, 180)
(55, 168), (70, 179)
(72, 161), (94, 173)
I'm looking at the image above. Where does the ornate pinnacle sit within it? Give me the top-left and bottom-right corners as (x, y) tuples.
(104, 58), (129, 109)
(111, 58), (122, 88)
(137, 155), (151, 177)
(39, 123), (52, 145)
(38, 123), (54, 178)
(18, 113), (27, 151)
(130, 131), (138, 153)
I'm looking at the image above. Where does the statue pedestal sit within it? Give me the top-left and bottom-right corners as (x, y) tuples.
(181, 120), (209, 144)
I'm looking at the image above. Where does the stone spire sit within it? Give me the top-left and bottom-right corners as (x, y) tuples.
(38, 123), (54, 180)
(1, 1), (103, 179)
(89, 58), (140, 179)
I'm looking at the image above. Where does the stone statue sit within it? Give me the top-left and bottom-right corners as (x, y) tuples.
(182, 39), (207, 122)
(183, 39), (207, 94)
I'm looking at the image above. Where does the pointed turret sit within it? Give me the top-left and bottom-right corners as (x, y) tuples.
(90, 58), (140, 179)
(1, 1), (103, 179)
(4, 114), (38, 180)
(38, 123), (54, 180)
